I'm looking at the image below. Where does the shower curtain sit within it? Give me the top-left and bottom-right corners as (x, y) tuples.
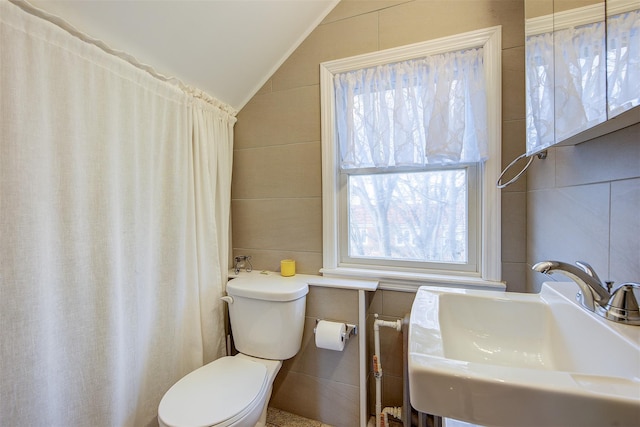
(0, 1), (235, 425)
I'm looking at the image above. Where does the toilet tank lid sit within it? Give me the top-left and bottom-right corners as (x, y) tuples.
(227, 274), (309, 301)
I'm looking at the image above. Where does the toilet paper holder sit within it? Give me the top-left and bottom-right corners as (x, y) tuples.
(314, 319), (358, 340)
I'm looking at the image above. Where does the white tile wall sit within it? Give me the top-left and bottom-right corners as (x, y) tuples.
(527, 123), (640, 292)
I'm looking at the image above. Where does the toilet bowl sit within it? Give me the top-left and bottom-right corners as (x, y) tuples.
(158, 273), (308, 427)
(158, 354), (282, 427)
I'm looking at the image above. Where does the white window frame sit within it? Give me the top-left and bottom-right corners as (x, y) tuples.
(319, 26), (503, 290)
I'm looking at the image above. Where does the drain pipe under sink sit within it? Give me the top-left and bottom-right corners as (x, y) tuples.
(373, 314), (403, 427)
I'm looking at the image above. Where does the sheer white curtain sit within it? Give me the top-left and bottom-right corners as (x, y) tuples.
(526, 32), (556, 153)
(526, 20), (607, 151)
(553, 21), (607, 141)
(607, 8), (640, 117)
(334, 47), (487, 169)
(0, 1), (234, 425)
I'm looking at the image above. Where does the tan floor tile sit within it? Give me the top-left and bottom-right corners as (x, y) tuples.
(267, 407), (333, 427)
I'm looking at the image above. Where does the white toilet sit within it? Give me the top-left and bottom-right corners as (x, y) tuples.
(158, 274), (308, 427)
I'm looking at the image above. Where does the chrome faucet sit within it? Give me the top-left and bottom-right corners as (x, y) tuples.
(532, 261), (610, 311)
(532, 260), (640, 325)
(233, 255), (252, 275)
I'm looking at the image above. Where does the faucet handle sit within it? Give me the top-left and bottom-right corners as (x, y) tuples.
(575, 261), (606, 291)
(598, 283), (640, 325)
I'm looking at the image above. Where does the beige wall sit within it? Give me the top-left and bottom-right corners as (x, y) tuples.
(233, 0), (528, 283)
(270, 286), (361, 426)
(232, 0), (527, 424)
(527, 123), (640, 292)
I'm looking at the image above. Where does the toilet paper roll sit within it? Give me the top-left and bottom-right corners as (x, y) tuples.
(315, 320), (346, 351)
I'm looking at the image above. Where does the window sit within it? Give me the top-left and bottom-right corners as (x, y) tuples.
(345, 168), (476, 267)
(320, 27), (502, 288)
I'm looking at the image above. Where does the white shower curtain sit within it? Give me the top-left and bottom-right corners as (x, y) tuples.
(0, 1), (235, 425)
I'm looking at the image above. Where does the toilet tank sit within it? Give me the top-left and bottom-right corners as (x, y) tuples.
(226, 273), (308, 360)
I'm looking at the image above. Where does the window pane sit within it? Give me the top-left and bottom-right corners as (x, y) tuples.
(348, 170), (467, 263)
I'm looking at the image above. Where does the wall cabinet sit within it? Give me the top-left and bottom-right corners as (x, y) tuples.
(525, 0), (639, 156)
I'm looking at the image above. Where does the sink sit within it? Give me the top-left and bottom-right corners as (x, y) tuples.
(408, 282), (640, 427)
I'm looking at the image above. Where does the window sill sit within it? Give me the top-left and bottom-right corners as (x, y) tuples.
(319, 267), (506, 292)
(228, 269), (379, 291)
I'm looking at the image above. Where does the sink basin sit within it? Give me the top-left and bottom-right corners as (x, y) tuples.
(408, 282), (640, 427)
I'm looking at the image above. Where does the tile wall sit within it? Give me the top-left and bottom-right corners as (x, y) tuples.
(232, 0), (527, 424)
(527, 123), (640, 292)
(232, 0), (527, 289)
(270, 286), (360, 426)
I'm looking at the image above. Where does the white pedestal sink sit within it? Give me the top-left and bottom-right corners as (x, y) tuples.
(408, 281), (640, 427)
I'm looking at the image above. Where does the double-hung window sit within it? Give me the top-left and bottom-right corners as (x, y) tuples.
(320, 27), (502, 288)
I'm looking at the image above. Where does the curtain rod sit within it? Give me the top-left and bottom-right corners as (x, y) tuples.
(7, 0), (238, 118)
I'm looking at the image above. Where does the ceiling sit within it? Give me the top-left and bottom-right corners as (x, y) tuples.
(28, 0), (339, 111)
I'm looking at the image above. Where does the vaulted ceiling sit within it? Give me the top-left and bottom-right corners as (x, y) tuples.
(29, 0), (339, 111)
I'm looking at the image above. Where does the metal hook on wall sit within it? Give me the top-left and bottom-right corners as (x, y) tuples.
(496, 150), (547, 189)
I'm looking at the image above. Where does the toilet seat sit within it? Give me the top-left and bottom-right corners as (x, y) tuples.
(158, 356), (269, 427)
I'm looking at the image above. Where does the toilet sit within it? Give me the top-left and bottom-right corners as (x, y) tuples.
(158, 273), (309, 427)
